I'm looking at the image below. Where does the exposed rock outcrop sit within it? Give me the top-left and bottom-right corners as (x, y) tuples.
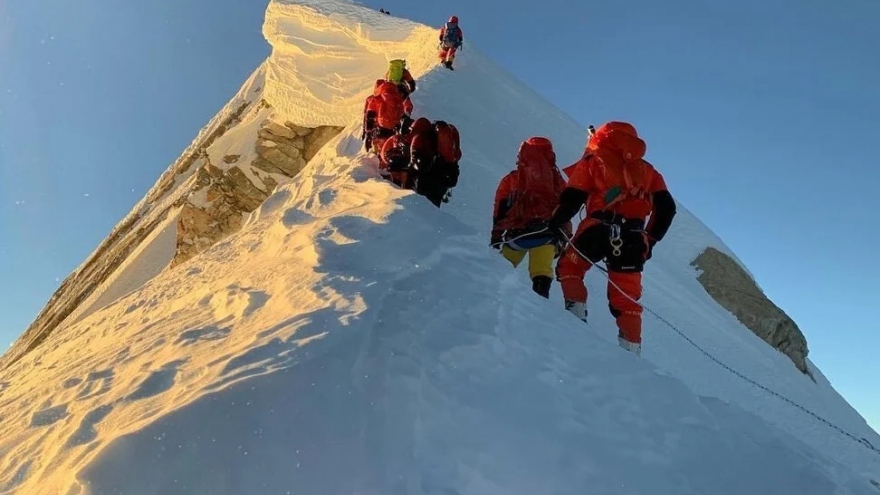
(692, 247), (810, 375)
(173, 120), (343, 266)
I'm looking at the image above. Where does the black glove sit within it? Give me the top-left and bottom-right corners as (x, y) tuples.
(644, 234), (657, 261)
(446, 163), (460, 187)
(490, 229), (503, 250)
(547, 219), (570, 245)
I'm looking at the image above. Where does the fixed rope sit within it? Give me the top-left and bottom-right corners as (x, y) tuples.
(554, 229), (880, 456)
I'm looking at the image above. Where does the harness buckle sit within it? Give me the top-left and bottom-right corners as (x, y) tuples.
(609, 224), (623, 257)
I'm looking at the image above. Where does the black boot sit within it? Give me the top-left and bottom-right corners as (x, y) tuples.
(531, 276), (552, 299)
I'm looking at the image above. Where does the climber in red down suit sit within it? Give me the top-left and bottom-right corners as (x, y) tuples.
(547, 121), (676, 357)
(438, 16), (464, 69)
(362, 79), (414, 153)
(410, 119), (461, 207)
(378, 117), (461, 208)
(379, 117), (433, 188)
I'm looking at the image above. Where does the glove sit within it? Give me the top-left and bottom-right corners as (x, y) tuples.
(644, 234), (657, 261)
(490, 229), (503, 250)
(547, 218), (570, 244)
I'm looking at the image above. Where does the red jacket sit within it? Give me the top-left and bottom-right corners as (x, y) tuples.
(554, 122), (676, 242)
(493, 137), (567, 231)
(439, 25), (464, 44)
(374, 81), (408, 130)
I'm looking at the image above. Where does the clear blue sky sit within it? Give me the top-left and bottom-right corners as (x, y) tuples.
(1, 0), (877, 431)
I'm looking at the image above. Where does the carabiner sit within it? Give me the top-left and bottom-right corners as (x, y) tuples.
(609, 224), (623, 257)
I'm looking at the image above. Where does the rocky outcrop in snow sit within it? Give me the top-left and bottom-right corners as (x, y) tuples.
(174, 118), (342, 265)
(692, 247), (810, 374)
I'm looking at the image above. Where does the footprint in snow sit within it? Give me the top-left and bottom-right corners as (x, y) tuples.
(30, 404), (69, 427)
(62, 377), (83, 389)
(282, 207), (315, 227)
(175, 324), (232, 346)
(65, 404), (114, 448)
(75, 369), (115, 401)
(124, 359), (187, 402)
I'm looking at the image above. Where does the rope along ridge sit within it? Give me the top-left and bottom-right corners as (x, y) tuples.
(553, 228), (880, 456)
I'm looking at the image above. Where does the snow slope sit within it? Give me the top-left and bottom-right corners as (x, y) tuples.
(1, 1), (879, 494)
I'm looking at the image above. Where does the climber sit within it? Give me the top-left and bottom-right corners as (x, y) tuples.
(491, 137), (569, 299)
(385, 59), (417, 99)
(410, 119), (462, 207)
(547, 121), (677, 357)
(362, 80), (413, 154)
(438, 16), (463, 70)
(379, 117), (432, 189)
(362, 79), (384, 152)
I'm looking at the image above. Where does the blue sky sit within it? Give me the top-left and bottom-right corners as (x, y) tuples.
(1, 0), (877, 432)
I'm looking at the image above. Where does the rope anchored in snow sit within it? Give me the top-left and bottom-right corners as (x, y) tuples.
(556, 231), (880, 458)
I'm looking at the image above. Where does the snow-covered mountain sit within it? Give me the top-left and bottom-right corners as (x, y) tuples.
(2, 1), (879, 493)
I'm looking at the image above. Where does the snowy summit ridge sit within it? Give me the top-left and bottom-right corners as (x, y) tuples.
(1, 1), (879, 494)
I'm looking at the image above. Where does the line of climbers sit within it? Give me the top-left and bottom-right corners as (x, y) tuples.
(360, 16), (464, 208)
(362, 12), (678, 358)
(492, 123), (677, 357)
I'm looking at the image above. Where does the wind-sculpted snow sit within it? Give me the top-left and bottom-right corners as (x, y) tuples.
(262, 0), (440, 127)
(1, 0), (878, 493)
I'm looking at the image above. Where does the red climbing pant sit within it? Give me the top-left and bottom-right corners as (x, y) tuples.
(556, 246), (644, 344)
(439, 46), (457, 63)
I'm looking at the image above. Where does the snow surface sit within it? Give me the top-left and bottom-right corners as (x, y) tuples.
(2, 0), (879, 494)
(35, 66), (270, 332)
(68, 212), (180, 325)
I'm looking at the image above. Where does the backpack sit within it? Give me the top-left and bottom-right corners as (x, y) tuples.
(375, 82), (405, 129)
(588, 123), (653, 218)
(387, 59), (406, 84)
(363, 95), (381, 131)
(433, 121), (460, 164)
(442, 23), (461, 46)
(507, 137), (563, 228)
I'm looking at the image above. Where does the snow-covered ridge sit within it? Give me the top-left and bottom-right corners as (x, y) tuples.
(262, 0), (440, 126)
(0, 68), (270, 371)
(1, 0), (879, 493)
(1, 1), (447, 372)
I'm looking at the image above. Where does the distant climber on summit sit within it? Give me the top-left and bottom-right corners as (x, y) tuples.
(438, 16), (463, 70)
(547, 122), (677, 357)
(491, 137), (568, 299)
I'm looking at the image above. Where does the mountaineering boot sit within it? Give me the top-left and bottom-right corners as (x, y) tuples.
(531, 276), (552, 299)
(564, 300), (587, 323)
(617, 337), (642, 357)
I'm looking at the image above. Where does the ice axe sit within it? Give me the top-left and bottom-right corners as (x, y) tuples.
(587, 124), (596, 138)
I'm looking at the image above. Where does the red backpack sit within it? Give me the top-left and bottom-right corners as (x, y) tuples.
(433, 121), (461, 163)
(375, 82), (405, 129)
(587, 122), (654, 218)
(508, 137), (563, 227)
